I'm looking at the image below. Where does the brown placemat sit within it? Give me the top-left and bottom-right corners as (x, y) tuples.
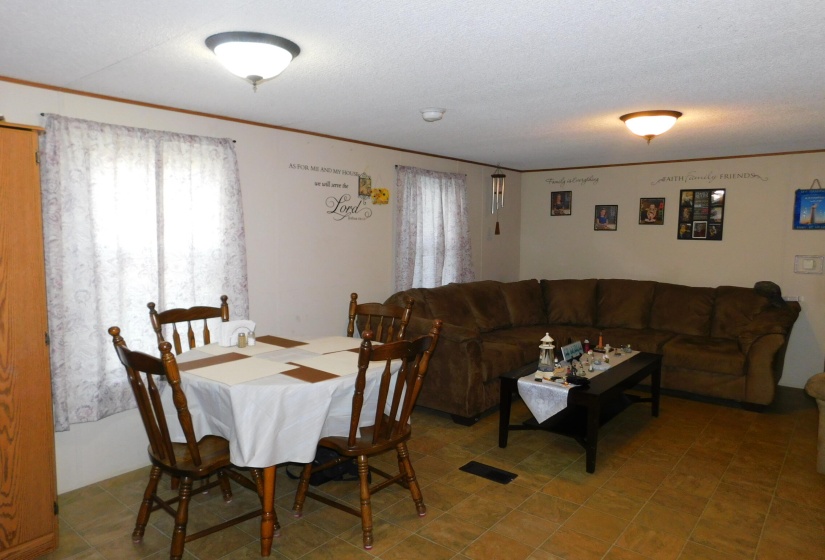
(180, 353), (250, 370)
(281, 364), (339, 383)
(256, 335), (307, 348)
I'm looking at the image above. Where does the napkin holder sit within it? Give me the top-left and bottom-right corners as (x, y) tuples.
(219, 320), (256, 347)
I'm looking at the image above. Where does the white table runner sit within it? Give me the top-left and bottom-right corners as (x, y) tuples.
(289, 350), (361, 376)
(517, 350), (639, 422)
(297, 336), (363, 354)
(185, 357), (297, 385)
(196, 341), (285, 356)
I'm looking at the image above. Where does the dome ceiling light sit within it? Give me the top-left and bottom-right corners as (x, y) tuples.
(206, 31), (300, 92)
(620, 110), (682, 144)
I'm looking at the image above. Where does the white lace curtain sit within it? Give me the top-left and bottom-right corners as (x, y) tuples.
(395, 165), (474, 290)
(40, 115), (249, 431)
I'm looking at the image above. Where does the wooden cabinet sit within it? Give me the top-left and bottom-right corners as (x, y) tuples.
(0, 122), (58, 559)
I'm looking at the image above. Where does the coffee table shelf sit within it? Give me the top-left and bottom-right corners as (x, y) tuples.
(498, 352), (661, 473)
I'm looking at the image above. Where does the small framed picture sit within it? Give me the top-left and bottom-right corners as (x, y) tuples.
(551, 191), (572, 216)
(793, 188), (825, 229)
(358, 174), (372, 199)
(639, 198), (665, 225)
(594, 205), (618, 230)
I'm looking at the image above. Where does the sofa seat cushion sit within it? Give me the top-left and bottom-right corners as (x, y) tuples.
(483, 326), (550, 364)
(597, 279), (656, 329)
(663, 335), (745, 376)
(461, 281), (512, 332)
(599, 328), (676, 354)
(541, 279), (598, 326)
(479, 340), (525, 383)
(500, 279), (544, 327)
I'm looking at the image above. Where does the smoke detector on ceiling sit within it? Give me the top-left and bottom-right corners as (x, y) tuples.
(420, 108), (446, 122)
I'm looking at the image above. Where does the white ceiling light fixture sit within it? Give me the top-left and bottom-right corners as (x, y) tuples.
(620, 110), (682, 144)
(206, 31), (300, 92)
(420, 108), (446, 122)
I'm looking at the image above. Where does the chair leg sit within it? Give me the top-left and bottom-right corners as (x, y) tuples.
(171, 477), (193, 560)
(357, 455), (374, 550)
(397, 454), (410, 489)
(217, 469), (233, 503)
(250, 468), (264, 498)
(133, 466), (162, 542)
(397, 442), (426, 517)
(292, 462), (313, 518)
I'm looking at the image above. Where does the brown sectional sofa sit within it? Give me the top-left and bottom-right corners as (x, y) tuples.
(384, 279), (801, 424)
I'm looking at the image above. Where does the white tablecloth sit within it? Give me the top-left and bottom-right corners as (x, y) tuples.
(517, 350), (639, 422)
(162, 336), (397, 468)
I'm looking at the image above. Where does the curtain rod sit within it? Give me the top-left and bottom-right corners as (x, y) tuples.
(395, 164), (467, 177)
(39, 112), (237, 142)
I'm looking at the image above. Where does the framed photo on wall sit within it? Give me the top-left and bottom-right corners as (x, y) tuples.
(594, 205), (618, 230)
(551, 191), (572, 216)
(793, 187), (825, 229)
(639, 197), (665, 225)
(677, 188), (725, 240)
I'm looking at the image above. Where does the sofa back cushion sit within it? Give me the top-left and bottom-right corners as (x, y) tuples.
(383, 288), (433, 319)
(459, 281), (512, 332)
(597, 279), (656, 329)
(541, 279), (598, 326)
(711, 286), (771, 339)
(649, 282), (715, 335)
(424, 283), (478, 330)
(500, 279), (545, 327)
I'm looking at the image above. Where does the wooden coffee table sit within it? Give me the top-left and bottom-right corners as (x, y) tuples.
(498, 352), (661, 473)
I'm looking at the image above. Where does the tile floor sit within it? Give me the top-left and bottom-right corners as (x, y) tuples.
(45, 389), (825, 560)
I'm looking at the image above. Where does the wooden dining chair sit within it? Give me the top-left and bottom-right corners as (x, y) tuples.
(108, 326), (273, 560)
(148, 295), (229, 354)
(347, 292), (414, 343)
(293, 319), (442, 549)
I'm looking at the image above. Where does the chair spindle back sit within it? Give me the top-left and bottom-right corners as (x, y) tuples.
(148, 295), (229, 354)
(347, 293), (414, 343)
(108, 326), (202, 467)
(348, 320), (442, 448)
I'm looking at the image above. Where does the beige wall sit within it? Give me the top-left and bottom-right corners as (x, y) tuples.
(1, 80), (521, 492)
(521, 155), (825, 390)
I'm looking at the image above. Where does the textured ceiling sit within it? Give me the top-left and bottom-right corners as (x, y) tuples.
(2, 0), (823, 170)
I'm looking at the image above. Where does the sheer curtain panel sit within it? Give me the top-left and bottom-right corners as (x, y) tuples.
(395, 166), (474, 291)
(40, 115), (248, 431)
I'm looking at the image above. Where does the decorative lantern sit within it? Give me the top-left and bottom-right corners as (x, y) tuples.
(491, 167), (505, 235)
(538, 333), (555, 372)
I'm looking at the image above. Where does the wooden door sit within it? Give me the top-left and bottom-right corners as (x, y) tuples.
(0, 123), (58, 559)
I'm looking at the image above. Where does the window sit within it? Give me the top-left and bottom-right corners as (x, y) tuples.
(394, 166), (474, 290)
(40, 115), (248, 430)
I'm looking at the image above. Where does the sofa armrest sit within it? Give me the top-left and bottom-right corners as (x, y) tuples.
(738, 302), (800, 354)
(404, 316), (485, 418)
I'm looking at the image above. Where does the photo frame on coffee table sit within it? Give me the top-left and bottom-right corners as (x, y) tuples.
(594, 205), (617, 230)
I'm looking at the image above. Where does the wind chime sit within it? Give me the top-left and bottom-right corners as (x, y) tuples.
(491, 167), (506, 235)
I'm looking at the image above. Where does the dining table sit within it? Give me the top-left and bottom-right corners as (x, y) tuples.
(161, 334), (398, 557)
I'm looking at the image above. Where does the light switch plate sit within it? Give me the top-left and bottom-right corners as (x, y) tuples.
(794, 255), (824, 274)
